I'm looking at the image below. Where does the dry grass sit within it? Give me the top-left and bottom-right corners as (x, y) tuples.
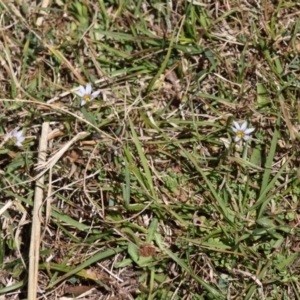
(1, 0), (300, 299)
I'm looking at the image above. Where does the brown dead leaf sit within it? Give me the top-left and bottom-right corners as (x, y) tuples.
(139, 243), (157, 257)
(64, 285), (96, 296)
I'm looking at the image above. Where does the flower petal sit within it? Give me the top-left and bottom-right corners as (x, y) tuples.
(76, 91), (84, 97)
(233, 121), (240, 130)
(81, 100), (86, 106)
(240, 121), (248, 131)
(85, 83), (92, 94)
(79, 85), (86, 94)
(231, 126), (238, 133)
(15, 130), (23, 138)
(244, 127), (255, 134)
(8, 130), (18, 138)
(243, 135), (250, 141)
(91, 90), (100, 98)
(234, 136), (241, 142)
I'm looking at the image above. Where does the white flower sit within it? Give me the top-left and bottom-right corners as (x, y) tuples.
(75, 83), (100, 106)
(7, 129), (25, 147)
(231, 121), (255, 142)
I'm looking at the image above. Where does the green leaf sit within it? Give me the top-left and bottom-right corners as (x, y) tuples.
(276, 252), (300, 272)
(129, 119), (155, 197)
(128, 243), (139, 263)
(256, 217), (275, 228)
(250, 143), (262, 167)
(146, 218), (158, 243)
(47, 247), (125, 288)
(162, 247), (225, 299)
(180, 147), (234, 225)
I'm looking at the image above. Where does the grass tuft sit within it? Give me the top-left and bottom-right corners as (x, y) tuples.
(0, 0), (300, 299)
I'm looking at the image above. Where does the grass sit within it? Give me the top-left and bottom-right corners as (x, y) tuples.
(0, 0), (300, 299)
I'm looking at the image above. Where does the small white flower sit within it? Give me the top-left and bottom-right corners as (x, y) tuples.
(75, 83), (100, 106)
(7, 129), (25, 147)
(231, 121), (255, 142)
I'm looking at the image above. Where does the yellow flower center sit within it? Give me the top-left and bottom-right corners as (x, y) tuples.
(83, 94), (92, 102)
(236, 130), (245, 138)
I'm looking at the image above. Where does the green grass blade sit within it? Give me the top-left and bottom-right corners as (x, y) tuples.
(129, 119), (155, 197)
(259, 117), (280, 197)
(162, 245), (225, 299)
(180, 147), (234, 225)
(47, 247), (125, 288)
